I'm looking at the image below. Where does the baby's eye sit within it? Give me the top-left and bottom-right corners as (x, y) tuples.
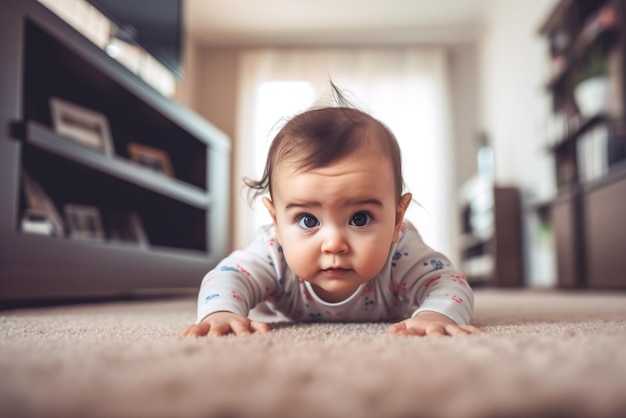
(296, 214), (320, 229)
(350, 212), (371, 227)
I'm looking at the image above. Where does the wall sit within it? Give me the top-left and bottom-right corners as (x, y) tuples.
(176, 44), (241, 251)
(448, 44), (481, 263)
(478, 0), (558, 286)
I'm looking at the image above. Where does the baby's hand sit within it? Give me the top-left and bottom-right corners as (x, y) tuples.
(388, 311), (484, 336)
(180, 311), (270, 337)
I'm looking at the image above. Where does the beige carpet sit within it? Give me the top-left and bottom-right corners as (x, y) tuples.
(1, 289), (626, 418)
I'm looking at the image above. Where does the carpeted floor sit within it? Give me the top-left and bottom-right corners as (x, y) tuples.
(1, 289), (626, 418)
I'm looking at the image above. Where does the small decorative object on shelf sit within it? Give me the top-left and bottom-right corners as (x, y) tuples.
(21, 208), (55, 236)
(127, 143), (175, 177)
(573, 43), (610, 119)
(103, 209), (149, 248)
(64, 204), (105, 242)
(50, 96), (115, 155)
(21, 170), (65, 236)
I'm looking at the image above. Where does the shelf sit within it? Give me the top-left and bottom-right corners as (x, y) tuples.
(581, 159), (626, 192)
(543, 2), (618, 92)
(549, 113), (607, 152)
(459, 233), (490, 252)
(18, 229), (209, 260)
(21, 121), (210, 209)
(1, 232), (217, 299)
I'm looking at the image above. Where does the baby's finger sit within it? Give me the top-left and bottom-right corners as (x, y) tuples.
(444, 324), (471, 336)
(250, 321), (270, 334)
(388, 321), (413, 335)
(230, 320), (253, 336)
(180, 322), (212, 337)
(387, 322), (404, 334)
(424, 325), (446, 337)
(460, 324), (486, 334)
(208, 322), (231, 336)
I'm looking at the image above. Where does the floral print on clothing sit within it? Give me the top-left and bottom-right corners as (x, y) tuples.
(220, 265), (252, 277)
(390, 281), (408, 295)
(392, 251), (409, 267)
(325, 310), (343, 319)
(424, 274), (442, 288)
(451, 274), (468, 286)
(424, 259), (445, 270)
(204, 293), (219, 303)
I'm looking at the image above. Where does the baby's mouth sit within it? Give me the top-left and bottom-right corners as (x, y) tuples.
(322, 268), (351, 277)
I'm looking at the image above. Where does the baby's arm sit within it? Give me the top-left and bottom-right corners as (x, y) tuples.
(388, 311), (483, 336)
(181, 311), (270, 336)
(181, 226), (282, 337)
(386, 223), (483, 336)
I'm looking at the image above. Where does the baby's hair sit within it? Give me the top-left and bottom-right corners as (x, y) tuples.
(245, 82), (406, 202)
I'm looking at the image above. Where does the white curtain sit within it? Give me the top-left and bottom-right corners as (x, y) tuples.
(234, 47), (455, 258)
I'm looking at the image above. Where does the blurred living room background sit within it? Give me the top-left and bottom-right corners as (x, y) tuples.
(1, 0), (624, 302)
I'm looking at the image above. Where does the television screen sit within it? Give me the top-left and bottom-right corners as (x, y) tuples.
(86, 0), (183, 78)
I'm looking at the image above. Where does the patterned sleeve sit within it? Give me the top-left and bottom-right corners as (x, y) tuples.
(391, 222), (474, 325)
(196, 225), (281, 323)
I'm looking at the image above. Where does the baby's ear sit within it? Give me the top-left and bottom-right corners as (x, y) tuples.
(263, 197), (282, 244)
(263, 197), (277, 224)
(393, 193), (412, 242)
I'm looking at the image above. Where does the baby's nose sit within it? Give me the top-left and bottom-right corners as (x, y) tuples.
(321, 228), (349, 254)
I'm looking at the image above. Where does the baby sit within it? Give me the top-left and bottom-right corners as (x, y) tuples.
(182, 91), (480, 337)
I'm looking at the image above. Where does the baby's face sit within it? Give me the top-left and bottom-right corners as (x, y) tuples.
(264, 151), (411, 303)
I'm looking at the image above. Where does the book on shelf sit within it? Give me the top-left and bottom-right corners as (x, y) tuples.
(576, 124), (609, 183)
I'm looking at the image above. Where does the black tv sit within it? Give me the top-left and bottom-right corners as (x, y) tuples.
(85, 0), (183, 78)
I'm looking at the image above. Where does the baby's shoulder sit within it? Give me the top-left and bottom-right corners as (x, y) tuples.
(397, 221), (424, 244)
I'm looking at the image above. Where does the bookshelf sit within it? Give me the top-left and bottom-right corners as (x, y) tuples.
(0, 0), (231, 300)
(540, 0), (626, 288)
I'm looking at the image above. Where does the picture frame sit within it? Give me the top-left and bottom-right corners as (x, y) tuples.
(127, 143), (174, 177)
(64, 204), (105, 242)
(50, 97), (115, 156)
(21, 171), (65, 236)
(103, 209), (149, 248)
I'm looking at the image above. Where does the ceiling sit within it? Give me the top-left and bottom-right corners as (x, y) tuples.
(185, 0), (491, 47)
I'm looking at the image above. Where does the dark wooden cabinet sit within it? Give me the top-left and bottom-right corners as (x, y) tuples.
(0, 0), (231, 300)
(540, 0), (626, 288)
(583, 169), (626, 287)
(551, 191), (584, 288)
